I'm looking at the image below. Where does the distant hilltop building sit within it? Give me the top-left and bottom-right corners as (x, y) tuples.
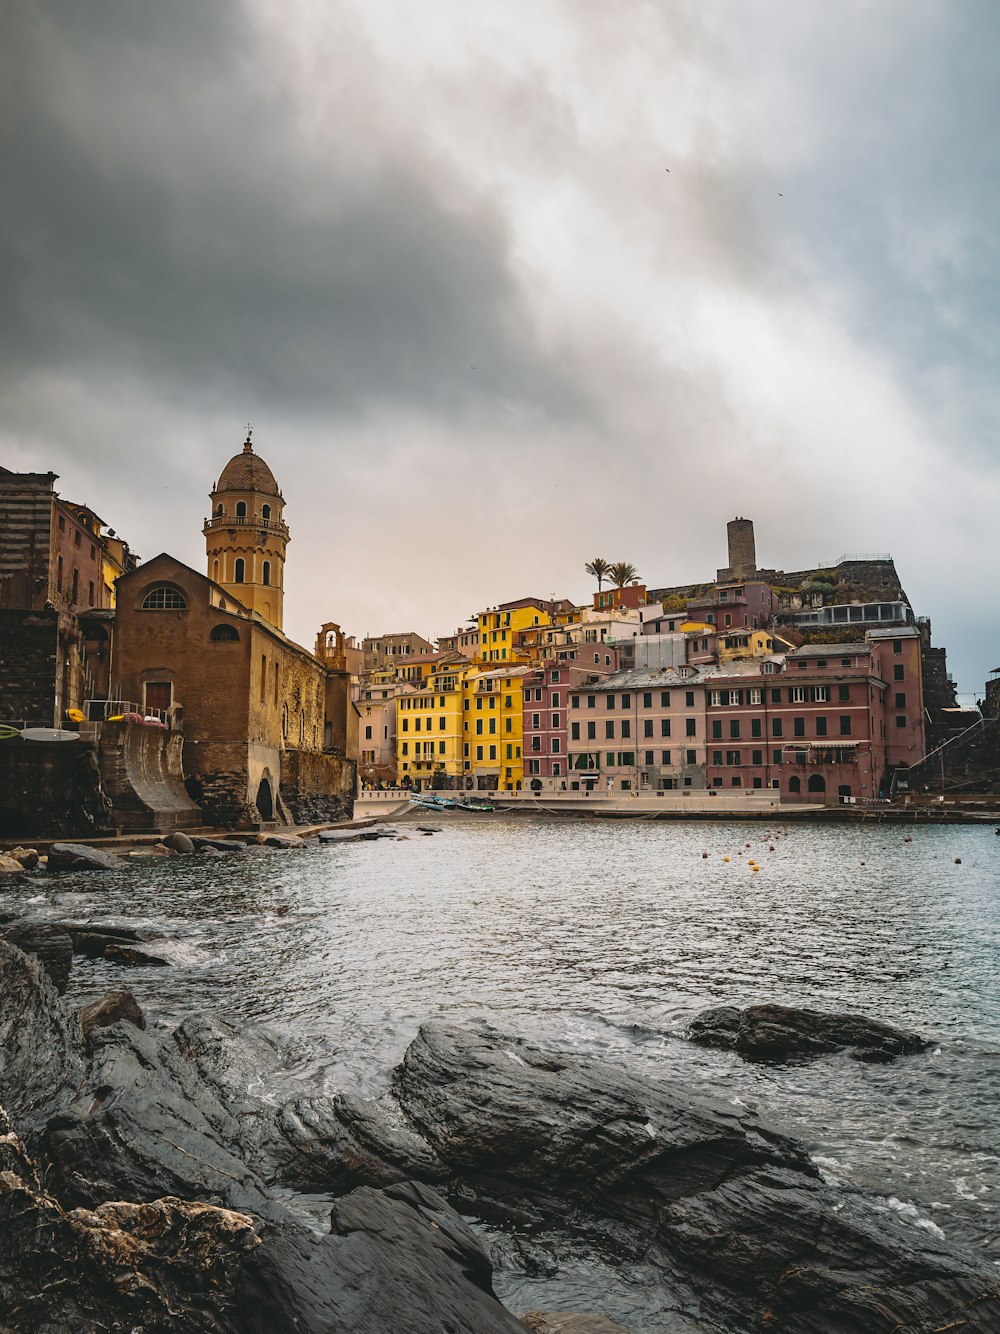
(719, 516), (757, 581)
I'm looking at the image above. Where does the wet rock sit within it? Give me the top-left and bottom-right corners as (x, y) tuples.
(520, 1316), (631, 1333)
(659, 1162), (1000, 1332)
(318, 827), (382, 842)
(687, 1003), (930, 1063)
(0, 1112), (262, 1334)
(78, 989), (146, 1038)
(103, 943), (171, 967)
(193, 836), (247, 853)
(151, 842), (177, 856)
(391, 1022), (815, 1230)
(45, 1016), (277, 1216)
(46, 842), (121, 872)
(232, 1180), (525, 1334)
(381, 1023), (1000, 1332)
(260, 833), (305, 849)
(0, 940), (85, 1143)
(70, 926), (146, 955)
(0, 923), (74, 993)
(0, 853), (27, 876)
(9, 846), (40, 869)
(163, 830), (196, 853)
(267, 1093), (449, 1195)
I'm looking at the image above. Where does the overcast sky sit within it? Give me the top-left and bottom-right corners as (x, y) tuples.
(3, 1), (997, 696)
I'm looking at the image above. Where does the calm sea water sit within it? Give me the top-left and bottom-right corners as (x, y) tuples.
(13, 817), (1000, 1323)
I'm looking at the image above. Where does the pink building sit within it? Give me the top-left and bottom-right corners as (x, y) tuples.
(521, 655), (618, 790)
(687, 580), (776, 633)
(704, 647), (885, 802)
(566, 668), (708, 793)
(866, 627), (926, 773)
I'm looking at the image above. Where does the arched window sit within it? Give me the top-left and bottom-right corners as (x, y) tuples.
(807, 774), (827, 793)
(210, 624), (240, 642)
(214, 503), (224, 516)
(262, 560), (270, 586)
(212, 559), (220, 581)
(235, 501), (247, 519)
(141, 585), (187, 610)
(788, 775), (801, 794)
(234, 558), (245, 583)
(261, 504), (271, 522)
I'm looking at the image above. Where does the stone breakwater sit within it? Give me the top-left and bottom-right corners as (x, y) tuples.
(2, 933), (1000, 1332)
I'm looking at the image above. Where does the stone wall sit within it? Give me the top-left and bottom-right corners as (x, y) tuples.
(0, 609), (58, 723)
(281, 749), (356, 824)
(906, 717), (1000, 794)
(182, 740), (259, 829)
(0, 738), (113, 838)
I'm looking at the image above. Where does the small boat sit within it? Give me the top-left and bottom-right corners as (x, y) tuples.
(456, 799), (494, 812)
(19, 727), (81, 742)
(409, 795), (458, 810)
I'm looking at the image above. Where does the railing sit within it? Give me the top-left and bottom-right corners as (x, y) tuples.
(84, 699), (171, 726)
(816, 554), (892, 567)
(203, 515), (288, 536)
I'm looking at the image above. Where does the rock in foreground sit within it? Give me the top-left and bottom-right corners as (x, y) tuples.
(687, 1002), (930, 1063)
(46, 843), (122, 872)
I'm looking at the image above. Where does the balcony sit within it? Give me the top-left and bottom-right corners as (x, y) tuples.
(203, 515), (289, 538)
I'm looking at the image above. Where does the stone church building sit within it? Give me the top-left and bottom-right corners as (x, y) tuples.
(113, 433), (356, 827)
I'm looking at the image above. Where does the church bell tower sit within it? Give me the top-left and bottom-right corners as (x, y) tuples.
(204, 430), (289, 630)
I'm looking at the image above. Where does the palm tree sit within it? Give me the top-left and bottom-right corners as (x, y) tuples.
(609, 561), (639, 589)
(584, 557), (610, 591)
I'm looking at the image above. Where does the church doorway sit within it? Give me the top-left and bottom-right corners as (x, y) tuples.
(255, 776), (274, 821)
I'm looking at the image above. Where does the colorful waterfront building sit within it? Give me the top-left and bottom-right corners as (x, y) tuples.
(521, 656), (619, 791)
(355, 676), (409, 785)
(465, 665), (529, 790)
(565, 668), (709, 793)
(395, 659), (473, 790)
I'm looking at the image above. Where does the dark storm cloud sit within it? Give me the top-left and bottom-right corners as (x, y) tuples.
(0, 0), (585, 423)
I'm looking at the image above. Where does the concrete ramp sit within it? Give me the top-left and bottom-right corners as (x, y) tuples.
(99, 722), (202, 832)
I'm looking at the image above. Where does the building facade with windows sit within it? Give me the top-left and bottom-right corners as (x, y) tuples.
(704, 648), (885, 801)
(521, 657), (621, 790)
(465, 666), (529, 790)
(0, 466), (135, 724)
(395, 660), (472, 790)
(566, 669), (708, 793)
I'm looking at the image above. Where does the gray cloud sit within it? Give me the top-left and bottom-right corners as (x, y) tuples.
(0, 0), (585, 421)
(2, 1), (997, 696)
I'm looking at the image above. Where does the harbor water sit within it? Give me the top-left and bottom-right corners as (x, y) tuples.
(13, 817), (1000, 1323)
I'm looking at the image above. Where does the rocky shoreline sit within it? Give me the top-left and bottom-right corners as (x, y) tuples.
(2, 920), (1000, 1333)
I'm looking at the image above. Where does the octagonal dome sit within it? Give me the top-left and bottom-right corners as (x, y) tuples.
(214, 433), (281, 497)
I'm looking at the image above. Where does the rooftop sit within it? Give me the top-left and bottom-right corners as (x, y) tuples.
(789, 643), (870, 658)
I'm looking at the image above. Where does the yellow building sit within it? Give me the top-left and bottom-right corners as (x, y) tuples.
(466, 665), (528, 791)
(718, 628), (795, 663)
(476, 597), (557, 665)
(396, 660), (472, 791)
